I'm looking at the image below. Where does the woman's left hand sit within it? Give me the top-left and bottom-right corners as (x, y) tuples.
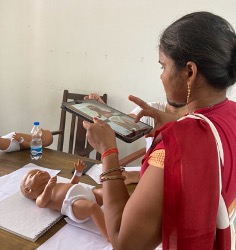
(83, 117), (117, 154)
(84, 93), (106, 104)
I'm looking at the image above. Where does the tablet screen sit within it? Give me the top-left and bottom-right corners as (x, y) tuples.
(62, 100), (152, 143)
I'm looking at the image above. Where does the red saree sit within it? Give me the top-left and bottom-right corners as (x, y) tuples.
(141, 99), (236, 250)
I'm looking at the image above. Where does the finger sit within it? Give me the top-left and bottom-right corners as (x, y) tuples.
(91, 94), (99, 100)
(83, 120), (92, 130)
(128, 95), (150, 109)
(84, 94), (96, 100)
(77, 159), (85, 166)
(93, 94), (100, 100)
(144, 129), (156, 138)
(135, 109), (156, 123)
(134, 109), (145, 123)
(93, 117), (107, 127)
(83, 117), (110, 131)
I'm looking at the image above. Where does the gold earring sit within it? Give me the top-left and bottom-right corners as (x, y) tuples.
(187, 83), (191, 104)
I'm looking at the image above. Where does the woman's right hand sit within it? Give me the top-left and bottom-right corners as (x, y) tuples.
(128, 95), (179, 136)
(83, 117), (117, 154)
(84, 93), (106, 104)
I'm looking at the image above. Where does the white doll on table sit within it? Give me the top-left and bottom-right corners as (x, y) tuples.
(0, 130), (53, 153)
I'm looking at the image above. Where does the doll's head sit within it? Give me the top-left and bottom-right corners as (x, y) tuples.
(20, 169), (50, 200)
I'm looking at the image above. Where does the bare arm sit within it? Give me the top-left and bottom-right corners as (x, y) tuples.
(70, 159), (86, 184)
(36, 176), (57, 208)
(83, 118), (163, 249)
(101, 154), (163, 249)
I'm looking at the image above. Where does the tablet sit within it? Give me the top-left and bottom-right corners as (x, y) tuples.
(61, 99), (152, 143)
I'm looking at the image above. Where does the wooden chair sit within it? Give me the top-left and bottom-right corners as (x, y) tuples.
(51, 89), (107, 160)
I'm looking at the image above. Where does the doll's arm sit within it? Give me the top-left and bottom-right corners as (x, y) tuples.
(70, 160), (86, 184)
(12, 133), (31, 149)
(36, 176), (57, 208)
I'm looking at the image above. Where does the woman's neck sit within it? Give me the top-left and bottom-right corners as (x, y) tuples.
(187, 88), (226, 114)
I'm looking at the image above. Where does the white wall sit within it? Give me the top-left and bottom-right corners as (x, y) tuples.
(0, 0), (236, 161)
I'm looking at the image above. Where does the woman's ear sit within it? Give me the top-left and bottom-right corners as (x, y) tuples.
(186, 61), (197, 86)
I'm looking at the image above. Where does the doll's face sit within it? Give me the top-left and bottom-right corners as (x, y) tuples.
(21, 169), (50, 199)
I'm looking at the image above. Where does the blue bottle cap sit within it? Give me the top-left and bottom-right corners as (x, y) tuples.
(34, 122), (40, 126)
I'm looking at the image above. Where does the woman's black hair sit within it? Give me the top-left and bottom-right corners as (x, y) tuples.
(159, 11), (236, 89)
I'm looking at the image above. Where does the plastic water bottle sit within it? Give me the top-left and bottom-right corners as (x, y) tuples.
(30, 122), (43, 160)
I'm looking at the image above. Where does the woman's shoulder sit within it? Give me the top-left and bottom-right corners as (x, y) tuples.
(163, 115), (212, 136)
(160, 115), (217, 154)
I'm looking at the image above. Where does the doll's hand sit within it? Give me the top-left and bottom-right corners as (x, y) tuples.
(74, 159), (86, 173)
(12, 133), (22, 142)
(46, 176), (57, 188)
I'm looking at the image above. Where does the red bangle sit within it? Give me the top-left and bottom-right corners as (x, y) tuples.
(101, 148), (119, 160)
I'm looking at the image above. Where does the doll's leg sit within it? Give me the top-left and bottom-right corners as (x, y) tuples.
(93, 188), (103, 206)
(0, 138), (11, 150)
(41, 130), (53, 147)
(72, 199), (108, 241)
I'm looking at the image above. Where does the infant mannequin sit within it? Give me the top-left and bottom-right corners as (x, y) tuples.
(20, 160), (108, 241)
(0, 130), (53, 153)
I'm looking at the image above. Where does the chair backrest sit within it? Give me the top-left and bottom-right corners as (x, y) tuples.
(51, 89), (107, 160)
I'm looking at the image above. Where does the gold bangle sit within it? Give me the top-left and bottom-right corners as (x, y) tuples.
(100, 175), (126, 182)
(100, 167), (125, 177)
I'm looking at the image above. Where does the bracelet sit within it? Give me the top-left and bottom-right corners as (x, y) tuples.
(100, 175), (126, 182)
(19, 137), (24, 144)
(100, 167), (125, 177)
(74, 170), (83, 177)
(101, 148), (119, 160)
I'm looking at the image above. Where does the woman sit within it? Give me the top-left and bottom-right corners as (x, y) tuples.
(83, 12), (236, 249)
(84, 96), (186, 185)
